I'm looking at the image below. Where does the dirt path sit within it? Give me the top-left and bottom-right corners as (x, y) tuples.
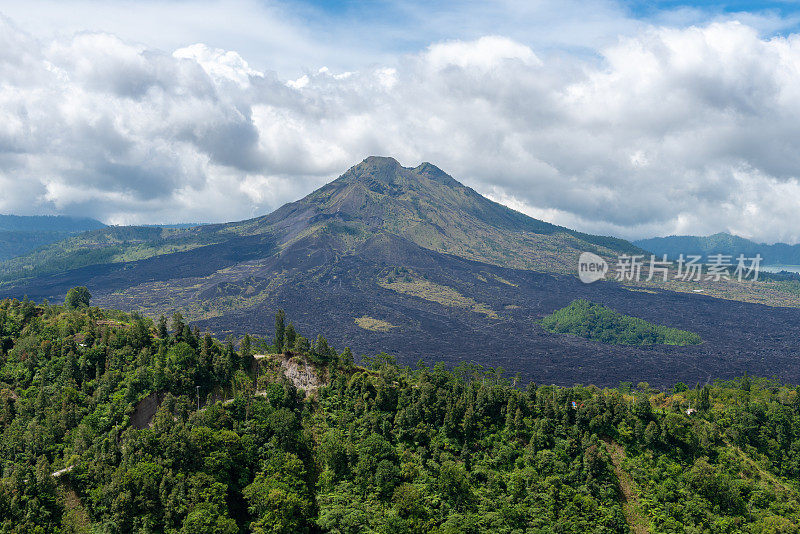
(727, 442), (798, 498)
(51, 464), (75, 478)
(601, 438), (650, 534)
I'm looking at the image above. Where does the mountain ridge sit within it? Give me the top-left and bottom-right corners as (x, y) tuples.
(635, 232), (800, 265)
(0, 156), (642, 285)
(0, 214), (106, 262)
(259, 156), (643, 272)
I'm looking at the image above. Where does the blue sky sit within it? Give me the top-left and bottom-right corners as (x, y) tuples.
(298, 0), (800, 19)
(295, 0), (800, 52)
(627, 0), (800, 16)
(294, 0), (800, 43)
(4, 0), (800, 76)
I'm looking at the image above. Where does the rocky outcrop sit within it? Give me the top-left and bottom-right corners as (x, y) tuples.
(255, 353), (326, 393)
(280, 357), (325, 392)
(132, 391), (165, 429)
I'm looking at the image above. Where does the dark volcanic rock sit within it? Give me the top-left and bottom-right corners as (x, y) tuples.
(2, 158), (797, 389)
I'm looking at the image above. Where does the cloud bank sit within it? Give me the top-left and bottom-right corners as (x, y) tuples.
(2, 13), (800, 243)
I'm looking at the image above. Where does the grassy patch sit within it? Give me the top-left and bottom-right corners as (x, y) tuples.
(379, 270), (498, 318)
(354, 316), (398, 332)
(623, 287), (660, 295)
(770, 279), (800, 296)
(482, 271), (518, 287)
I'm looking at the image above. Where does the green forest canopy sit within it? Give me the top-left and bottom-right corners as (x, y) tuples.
(541, 299), (702, 346)
(0, 296), (797, 533)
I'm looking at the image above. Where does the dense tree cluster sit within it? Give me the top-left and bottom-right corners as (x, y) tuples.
(0, 297), (798, 532)
(541, 299), (702, 346)
(64, 287), (91, 310)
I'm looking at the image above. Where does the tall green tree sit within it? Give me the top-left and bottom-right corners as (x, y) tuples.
(157, 315), (169, 340)
(285, 323), (296, 354)
(274, 310), (286, 352)
(339, 347), (354, 370)
(699, 385), (711, 411)
(65, 286), (91, 309)
(241, 334), (254, 371)
(172, 312), (186, 342)
(294, 336), (310, 354)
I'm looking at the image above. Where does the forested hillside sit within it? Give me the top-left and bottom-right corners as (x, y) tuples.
(541, 300), (702, 346)
(1, 297), (799, 532)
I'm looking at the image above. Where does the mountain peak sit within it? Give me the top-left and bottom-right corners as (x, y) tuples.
(361, 155), (401, 167)
(337, 156), (461, 192)
(337, 156), (405, 189)
(292, 156), (642, 271)
(355, 156), (404, 177)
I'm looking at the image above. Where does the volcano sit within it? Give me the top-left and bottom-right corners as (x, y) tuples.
(3, 157), (800, 387)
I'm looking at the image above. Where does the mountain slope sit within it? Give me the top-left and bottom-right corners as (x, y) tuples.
(0, 157), (640, 286)
(635, 232), (800, 265)
(290, 156), (640, 269)
(4, 157), (800, 387)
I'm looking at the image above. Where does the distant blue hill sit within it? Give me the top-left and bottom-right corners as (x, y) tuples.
(634, 232), (800, 265)
(0, 215), (106, 261)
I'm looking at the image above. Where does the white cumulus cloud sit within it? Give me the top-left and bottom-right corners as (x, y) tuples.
(2, 13), (800, 243)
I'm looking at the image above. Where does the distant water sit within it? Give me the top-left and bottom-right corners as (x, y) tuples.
(761, 265), (800, 274)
